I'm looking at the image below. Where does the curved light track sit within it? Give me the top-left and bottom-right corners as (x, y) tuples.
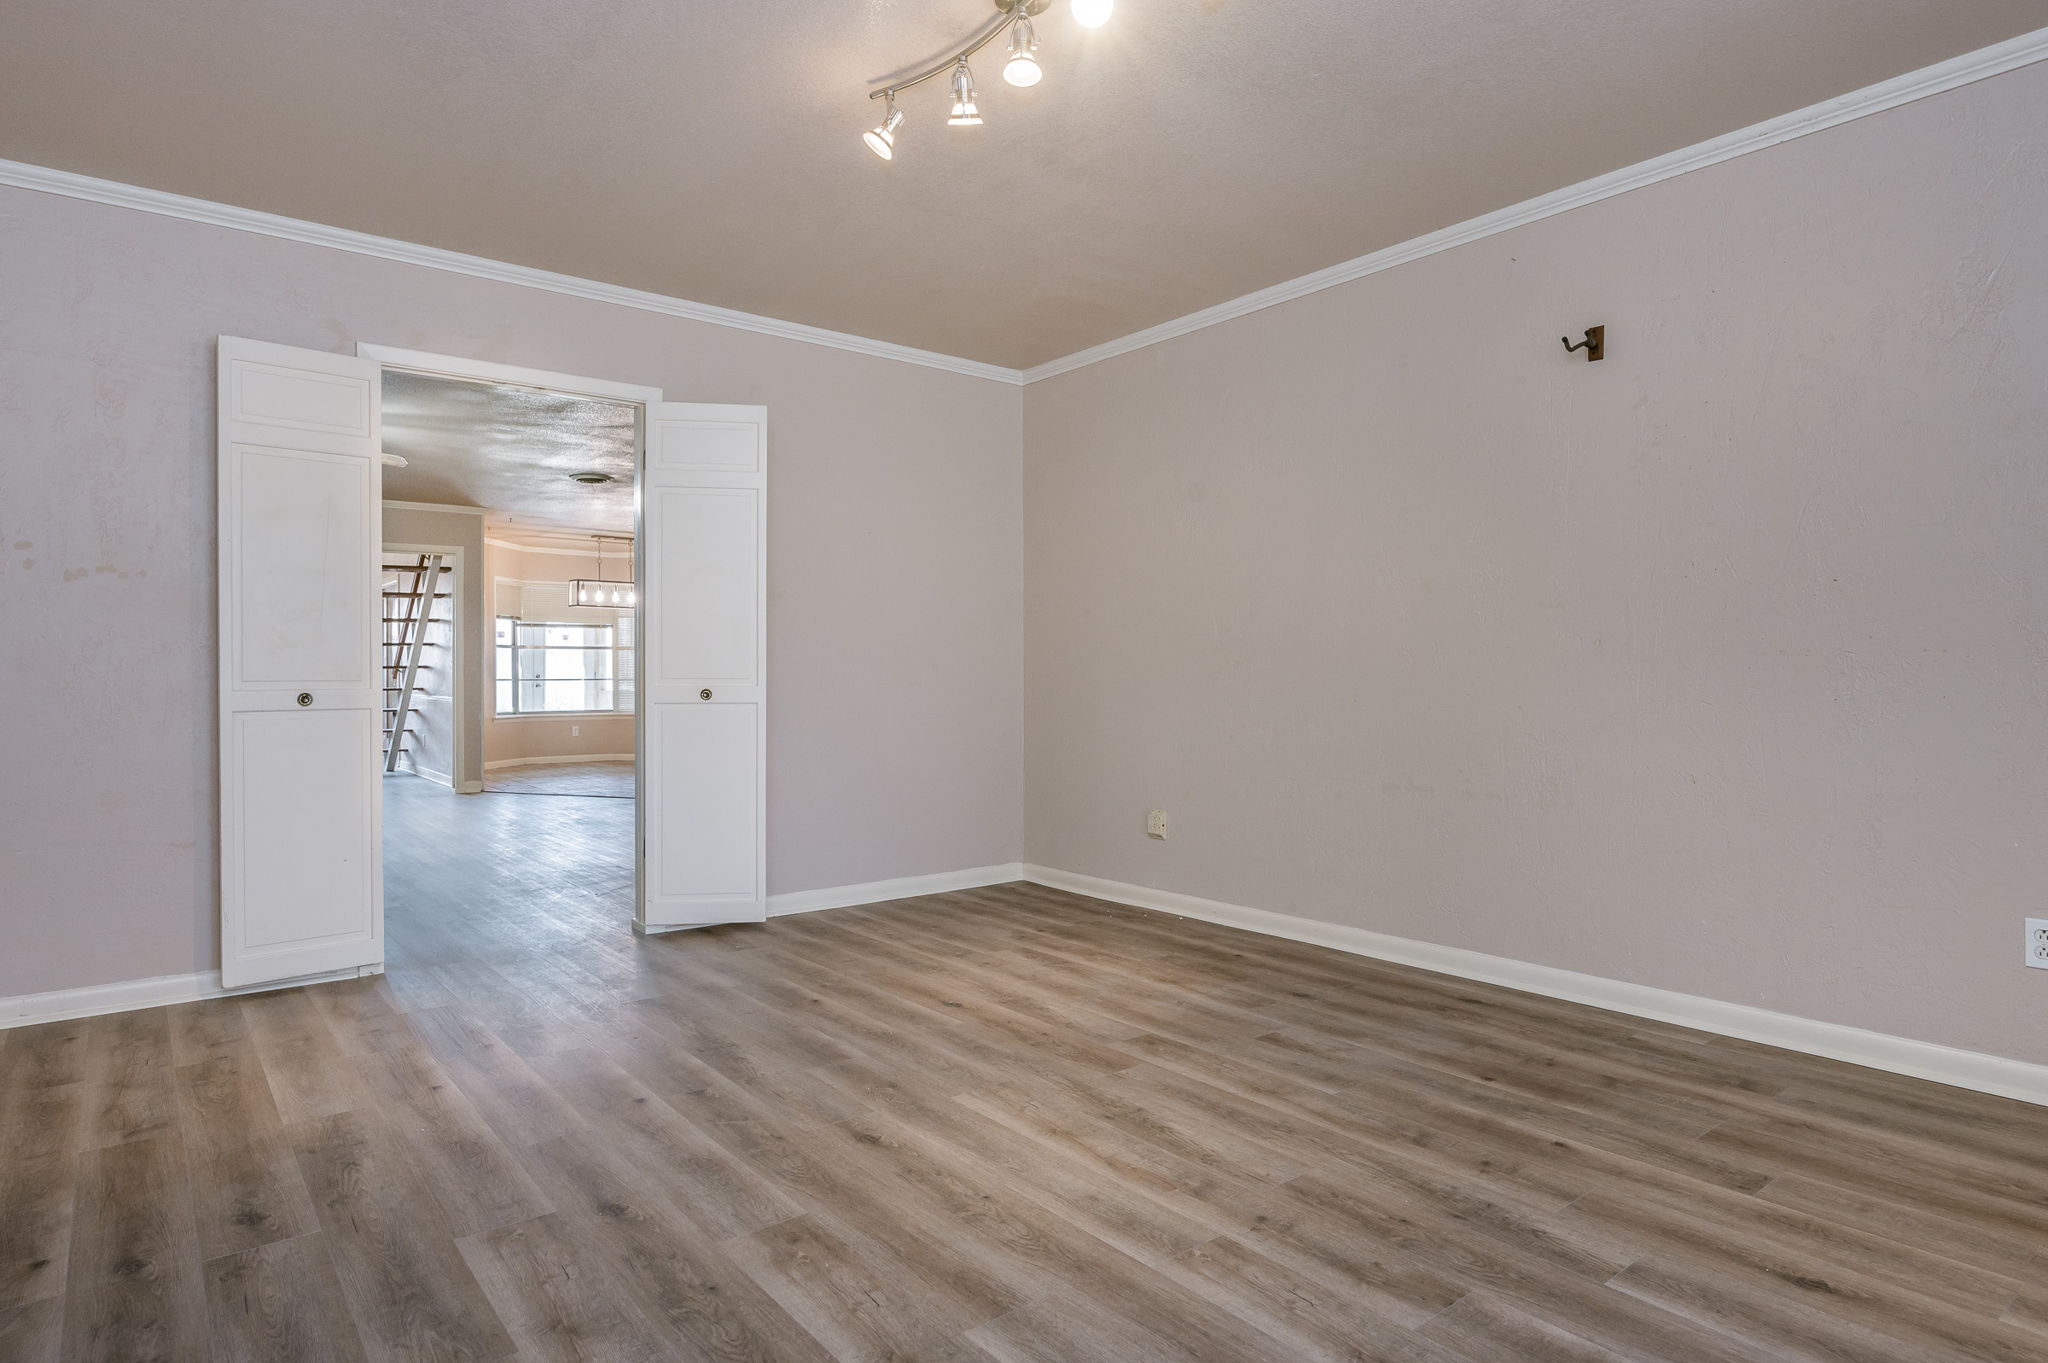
(862, 0), (1112, 159)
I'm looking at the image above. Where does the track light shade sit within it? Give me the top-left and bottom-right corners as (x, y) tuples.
(946, 60), (982, 125)
(1003, 15), (1043, 86)
(863, 103), (904, 159)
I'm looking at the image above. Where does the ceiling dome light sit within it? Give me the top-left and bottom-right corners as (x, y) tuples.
(863, 100), (904, 159)
(1071, 0), (1112, 27)
(946, 59), (982, 126)
(1003, 15), (1043, 86)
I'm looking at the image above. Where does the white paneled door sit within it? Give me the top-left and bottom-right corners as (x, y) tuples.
(217, 337), (384, 987)
(638, 403), (768, 931)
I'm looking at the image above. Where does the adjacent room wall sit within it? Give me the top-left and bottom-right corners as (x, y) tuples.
(1023, 62), (2048, 1064)
(0, 189), (1024, 999)
(382, 505), (488, 791)
(485, 540), (636, 768)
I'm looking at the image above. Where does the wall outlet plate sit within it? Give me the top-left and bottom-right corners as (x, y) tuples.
(1145, 809), (1168, 839)
(2028, 919), (2048, 970)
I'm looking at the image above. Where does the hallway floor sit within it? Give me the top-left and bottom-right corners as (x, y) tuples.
(484, 759), (636, 799)
(383, 772), (634, 971)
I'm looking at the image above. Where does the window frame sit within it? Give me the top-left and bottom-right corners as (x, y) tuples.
(494, 613), (635, 719)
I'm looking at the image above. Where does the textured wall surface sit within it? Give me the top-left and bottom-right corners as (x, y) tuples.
(1024, 64), (2048, 1063)
(382, 504), (487, 789)
(0, 190), (1023, 997)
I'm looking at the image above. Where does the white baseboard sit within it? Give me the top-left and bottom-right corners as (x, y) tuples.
(768, 862), (1026, 918)
(0, 964), (374, 1030)
(1022, 865), (2048, 1109)
(1, 864), (1024, 1025)
(485, 753), (634, 771)
(407, 763), (454, 787)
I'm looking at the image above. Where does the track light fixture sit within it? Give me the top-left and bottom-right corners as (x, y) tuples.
(946, 59), (982, 126)
(861, 0), (1110, 159)
(863, 95), (904, 159)
(1002, 15), (1043, 86)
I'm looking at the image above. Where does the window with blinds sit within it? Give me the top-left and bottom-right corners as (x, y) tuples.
(494, 579), (636, 716)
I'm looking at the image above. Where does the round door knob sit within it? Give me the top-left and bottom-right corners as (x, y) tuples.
(700, 688), (713, 700)
(296, 692), (313, 707)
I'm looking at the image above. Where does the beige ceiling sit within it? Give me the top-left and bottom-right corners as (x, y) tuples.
(382, 370), (637, 532)
(1, 2), (2038, 369)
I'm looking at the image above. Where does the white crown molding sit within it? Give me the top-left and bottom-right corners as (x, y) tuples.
(0, 158), (1022, 386)
(1021, 865), (2048, 1109)
(1022, 25), (2048, 384)
(486, 537), (619, 556)
(383, 499), (487, 516)
(6, 27), (2042, 392)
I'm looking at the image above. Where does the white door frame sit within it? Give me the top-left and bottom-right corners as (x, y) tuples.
(379, 540), (469, 791)
(357, 345), (767, 937)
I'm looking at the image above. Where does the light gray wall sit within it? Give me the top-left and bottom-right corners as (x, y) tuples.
(1023, 63), (2048, 1064)
(0, 186), (1024, 998)
(382, 505), (487, 790)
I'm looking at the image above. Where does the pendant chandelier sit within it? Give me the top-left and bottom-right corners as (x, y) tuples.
(570, 534), (638, 608)
(863, 0), (1113, 160)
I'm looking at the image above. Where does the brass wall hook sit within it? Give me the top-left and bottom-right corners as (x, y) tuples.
(1562, 325), (1605, 361)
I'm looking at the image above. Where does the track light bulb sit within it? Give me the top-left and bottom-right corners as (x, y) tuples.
(1071, 0), (1112, 27)
(946, 59), (982, 126)
(1003, 15), (1043, 86)
(863, 101), (904, 159)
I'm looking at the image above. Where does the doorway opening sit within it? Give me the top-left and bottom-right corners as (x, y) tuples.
(213, 334), (767, 991)
(374, 362), (647, 967)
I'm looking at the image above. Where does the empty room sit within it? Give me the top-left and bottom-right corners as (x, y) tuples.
(2, 3), (2046, 1361)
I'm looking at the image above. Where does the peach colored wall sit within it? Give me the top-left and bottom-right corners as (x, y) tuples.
(0, 188), (1023, 998)
(1023, 65), (2048, 1064)
(485, 541), (635, 766)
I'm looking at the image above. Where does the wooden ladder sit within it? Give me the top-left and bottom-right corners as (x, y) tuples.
(382, 553), (447, 771)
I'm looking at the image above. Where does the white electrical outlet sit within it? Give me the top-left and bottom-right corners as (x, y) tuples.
(2028, 919), (2048, 970)
(571, 725), (580, 736)
(1146, 809), (1168, 839)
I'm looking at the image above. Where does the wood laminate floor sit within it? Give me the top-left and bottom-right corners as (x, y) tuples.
(485, 761), (636, 799)
(6, 792), (2048, 1360)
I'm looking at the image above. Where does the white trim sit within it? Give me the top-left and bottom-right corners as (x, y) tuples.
(383, 499), (487, 516)
(485, 753), (634, 770)
(0, 158), (1018, 385)
(767, 863), (1026, 918)
(1, 965), (369, 1030)
(1021, 26), (2048, 384)
(403, 762), (454, 787)
(634, 863), (1023, 935)
(487, 537), (619, 557)
(361, 345), (665, 404)
(8, 29), (2042, 392)
(1021, 866), (2048, 1109)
